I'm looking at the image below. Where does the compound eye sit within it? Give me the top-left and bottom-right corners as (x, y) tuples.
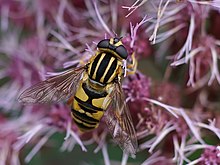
(97, 39), (110, 49)
(115, 46), (128, 59)
(113, 38), (120, 44)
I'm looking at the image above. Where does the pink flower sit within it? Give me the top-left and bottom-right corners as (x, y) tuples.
(0, 0), (220, 164)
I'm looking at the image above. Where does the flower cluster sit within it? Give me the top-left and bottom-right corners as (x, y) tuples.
(0, 0), (220, 165)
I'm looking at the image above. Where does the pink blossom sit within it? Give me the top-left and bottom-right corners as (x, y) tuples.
(0, 0), (220, 164)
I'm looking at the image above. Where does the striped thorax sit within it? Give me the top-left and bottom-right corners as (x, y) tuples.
(88, 51), (123, 84)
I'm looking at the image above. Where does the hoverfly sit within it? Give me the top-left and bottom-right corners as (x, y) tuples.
(18, 37), (138, 155)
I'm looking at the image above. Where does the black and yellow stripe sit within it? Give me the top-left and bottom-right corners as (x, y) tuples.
(71, 112), (97, 131)
(88, 52), (119, 84)
(71, 38), (126, 132)
(71, 82), (108, 131)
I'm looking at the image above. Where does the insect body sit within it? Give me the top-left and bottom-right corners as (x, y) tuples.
(18, 38), (138, 155)
(71, 38), (125, 131)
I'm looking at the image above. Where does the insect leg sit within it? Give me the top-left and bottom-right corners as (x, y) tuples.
(67, 96), (74, 106)
(126, 52), (137, 75)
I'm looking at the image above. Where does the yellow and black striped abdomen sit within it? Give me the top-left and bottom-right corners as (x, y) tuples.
(71, 81), (111, 132)
(88, 52), (119, 84)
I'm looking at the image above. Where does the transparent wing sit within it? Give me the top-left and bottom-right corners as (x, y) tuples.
(18, 66), (85, 103)
(104, 82), (138, 156)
